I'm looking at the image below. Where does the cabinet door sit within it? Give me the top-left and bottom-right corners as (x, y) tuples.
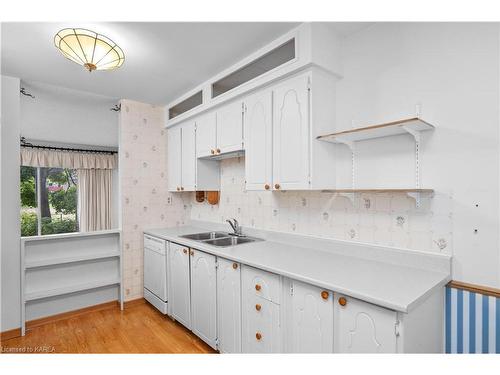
(190, 249), (217, 349)
(334, 294), (398, 353)
(216, 100), (244, 154)
(272, 73), (310, 190)
(167, 126), (182, 192)
(244, 90), (273, 191)
(169, 242), (191, 329)
(196, 112), (217, 158)
(181, 121), (196, 191)
(287, 280), (333, 353)
(217, 258), (241, 353)
(242, 295), (281, 353)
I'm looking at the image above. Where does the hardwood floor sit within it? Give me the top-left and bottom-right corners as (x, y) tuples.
(0, 300), (217, 354)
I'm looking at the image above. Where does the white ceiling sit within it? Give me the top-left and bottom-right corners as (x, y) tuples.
(1, 22), (372, 105)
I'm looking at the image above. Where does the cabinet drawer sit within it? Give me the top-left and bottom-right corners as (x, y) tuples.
(144, 235), (166, 254)
(242, 265), (281, 304)
(242, 294), (281, 353)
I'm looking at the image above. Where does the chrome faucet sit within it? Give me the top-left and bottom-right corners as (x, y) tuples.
(226, 218), (243, 236)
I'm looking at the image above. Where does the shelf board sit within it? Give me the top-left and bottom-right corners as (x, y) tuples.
(25, 251), (120, 269)
(317, 118), (434, 144)
(321, 189), (434, 194)
(25, 278), (120, 302)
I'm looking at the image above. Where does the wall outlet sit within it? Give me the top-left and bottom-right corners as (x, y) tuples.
(167, 196), (172, 205)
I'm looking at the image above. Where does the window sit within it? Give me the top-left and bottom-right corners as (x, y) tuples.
(168, 90), (203, 120)
(20, 166), (79, 237)
(211, 38), (296, 98)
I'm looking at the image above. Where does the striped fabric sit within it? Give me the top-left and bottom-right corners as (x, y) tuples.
(445, 286), (500, 353)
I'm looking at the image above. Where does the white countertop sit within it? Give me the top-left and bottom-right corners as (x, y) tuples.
(144, 224), (450, 313)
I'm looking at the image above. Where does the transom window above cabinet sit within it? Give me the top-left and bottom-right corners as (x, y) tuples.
(211, 38), (296, 99)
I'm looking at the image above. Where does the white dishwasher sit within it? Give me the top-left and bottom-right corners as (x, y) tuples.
(143, 234), (168, 314)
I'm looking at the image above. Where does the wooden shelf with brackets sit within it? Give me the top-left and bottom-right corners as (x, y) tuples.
(321, 189), (435, 208)
(316, 117), (435, 144)
(321, 188), (434, 193)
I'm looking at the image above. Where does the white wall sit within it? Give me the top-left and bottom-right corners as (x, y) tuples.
(191, 23), (500, 289)
(20, 80), (118, 147)
(335, 22), (499, 288)
(1, 75), (21, 331)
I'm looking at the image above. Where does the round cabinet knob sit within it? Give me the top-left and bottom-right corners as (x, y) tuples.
(190, 250), (194, 256)
(321, 291), (329, 300)
(255, 284), (262, 291)
(255, 304), (262, 311)
(232, 263), (238, 269)
(255, 332), (262, 341)
(211, 149), (215, 155)
(216, 148), (221, 154)
(176, 187), (180, 191)
(183, 248), (187, 254)
(264, 184), (270, 190)
(338, 297), (347, 306)
(274, 183), (280, 190)
(180, 187), (184, 191)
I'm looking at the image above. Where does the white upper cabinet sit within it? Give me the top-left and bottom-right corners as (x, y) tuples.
(244, 89), (273, 191)
(181, 121), (196, 191)
(196, 111), (217, 158)
(272, 73), (311, 191)
(285, 279), (334, 353)
(217, 258), (242, 353)
(167, 125), (182, 192)
(169, 242), (191, 329)
(334, 294), (398, 353)
(190, 249), (217, 349)
(216, 100), (244, 155)
(168, 117), (220, 192)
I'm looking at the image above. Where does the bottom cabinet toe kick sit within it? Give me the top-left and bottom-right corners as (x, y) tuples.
(142, 231), (449, 353)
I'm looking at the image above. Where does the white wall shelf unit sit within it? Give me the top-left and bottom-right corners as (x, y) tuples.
(317, 117), (435, 207)
(24, 251), (121, 269)
(21, 230), (122, 335)
(25, 278), (121, 301)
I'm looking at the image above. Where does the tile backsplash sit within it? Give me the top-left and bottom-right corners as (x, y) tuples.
(120, 100), (191, 301)
(190, 157), (453, 255)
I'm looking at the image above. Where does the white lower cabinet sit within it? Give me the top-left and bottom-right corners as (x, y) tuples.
(241, 265), (282, 353)
(164, 242), (441, 354)
(190, 249), (217, 349)
(334, 294), (398, 353)
(169, 242), (191, 329)
(285, 279), (334, 353)
(242, 294), (281, 353)
(216, 258), (242, 353)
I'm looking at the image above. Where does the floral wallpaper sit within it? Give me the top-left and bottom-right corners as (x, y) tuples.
(119, 100), (191, 301)
(190, 157), (453, 255)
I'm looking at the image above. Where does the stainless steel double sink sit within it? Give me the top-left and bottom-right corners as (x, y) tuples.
(179, 231), (262, 247)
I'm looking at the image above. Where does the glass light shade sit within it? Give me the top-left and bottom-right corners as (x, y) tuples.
(54, 28), (124, 72)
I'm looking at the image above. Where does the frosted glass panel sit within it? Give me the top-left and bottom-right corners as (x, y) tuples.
(169, 91), (203, 119)
(212, 38), (295, 98)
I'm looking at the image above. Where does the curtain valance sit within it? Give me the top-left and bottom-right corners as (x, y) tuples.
(20, 147), (117, 169)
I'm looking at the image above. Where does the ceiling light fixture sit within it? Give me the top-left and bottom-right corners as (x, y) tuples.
(54, 28), (124, 72)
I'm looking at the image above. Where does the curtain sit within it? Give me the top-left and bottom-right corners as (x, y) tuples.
(20, 146), (116, 232)
(77, 169), (113, 232)
(21, 147), (117, 169)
